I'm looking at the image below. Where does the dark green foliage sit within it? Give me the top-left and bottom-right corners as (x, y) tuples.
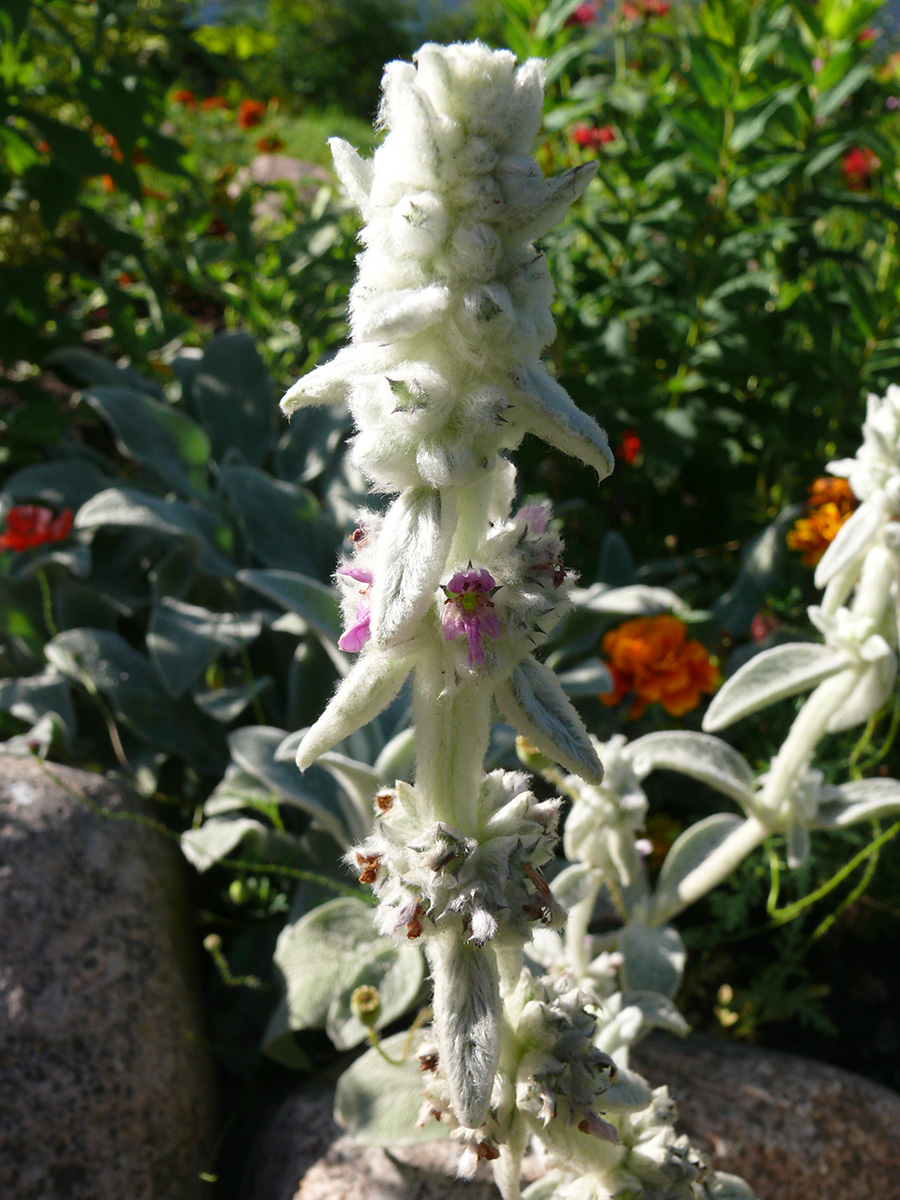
(514, 0), (900, 559)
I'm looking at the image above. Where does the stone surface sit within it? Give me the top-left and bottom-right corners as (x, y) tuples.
(235, 1032), (900, 1200)
(0, 755), (217, 1200)
(232, 1078), (520, 1200)
(632, 1031), (900, 1200)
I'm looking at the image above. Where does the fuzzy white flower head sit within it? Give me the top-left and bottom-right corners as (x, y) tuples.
(830, 384), (900, 509)
(563, 735), (648, 884)
(807, 605), (893, 663)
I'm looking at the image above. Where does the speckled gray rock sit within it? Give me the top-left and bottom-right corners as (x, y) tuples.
(632, 1031), (900, 1200)
(236, 1032), (900, 1200)
(0, 755), (217, 1200)
(232, 1079), (535, 1200)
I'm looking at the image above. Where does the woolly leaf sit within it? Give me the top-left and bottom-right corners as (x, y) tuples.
(818, 777), (900, 827)
(273, 897), (380, 1034)
(512, 365), (613, 480)
(229, 724), (351, 846)
(296, 653), (414, 769)
(496, 654), (603, 783)
(327, 941), (425, 1050)
(147, 598), (262, 697)
(629, 731), (756, 808)
(702, 643), (850, 731)
(335, 1032), (450, 1145)
(618, 921), (685, 999)
(370, 488), (453, 648)
(653, 814), (745, 917)
(826, 655), (896, 733)
(427, 933), (501, 1128)
(814, 498), (884, 589)
(329, 136), (373, 211)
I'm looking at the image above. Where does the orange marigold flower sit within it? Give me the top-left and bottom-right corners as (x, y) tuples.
(201, 96), (230, 111)
(100, 173), (115, 192)
(237, 99), (267, 129)
(786, 477), (859, 566)
(600, 614), (720, 719)
(256, 135), (284, 153)
(172, 89), (197, 109)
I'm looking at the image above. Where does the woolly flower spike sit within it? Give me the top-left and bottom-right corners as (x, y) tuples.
(817, 385), (900, 587)
(441, 567), (501, 666)
(280, 41), (613, 492)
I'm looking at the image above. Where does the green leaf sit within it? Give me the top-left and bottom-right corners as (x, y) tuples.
(75, 488), (232, 577)
(83, 386), (212, 497)
(194, 332), (276, 465)
(45, 346), (166, 400)
(46, 628), (227, 774)
(219, 464), (334, 574)
(238, 567), (344, 649)
(813, 61), (871, 120)
(228, 724), (354, 846)
(335, 1032), (448, 1145)
(147, 597), (263, 697)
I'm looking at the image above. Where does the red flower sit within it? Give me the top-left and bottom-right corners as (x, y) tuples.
(102, 132), (124, 162)
(622, 0), (670, 17)
(617, 428), (642, 464)
(172, 89), (197, 109)
(572, 123), (617, 149)
(201, 96), (230, 111)
(0, 506), (74, 552)
(100, 173), (115, 192)
(842, 146), (880, 190)
(256, 136), (284, 153)
(857, 27), (877, 44)
(237, 99), (267, 129)
(566, 2), (601, 25)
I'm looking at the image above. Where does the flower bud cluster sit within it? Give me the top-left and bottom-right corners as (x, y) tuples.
(562, 734), (649, 886)
(349, 770), (562, 947)
(514, 977), (618, 1137)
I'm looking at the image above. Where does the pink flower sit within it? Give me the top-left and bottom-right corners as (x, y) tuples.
(338, 565), (373, 652)
(515, 504), (550, 535)
(441, 567), (501, 666)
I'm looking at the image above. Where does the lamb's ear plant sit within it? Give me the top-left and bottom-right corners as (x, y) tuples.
(282, 41), (753, 1200)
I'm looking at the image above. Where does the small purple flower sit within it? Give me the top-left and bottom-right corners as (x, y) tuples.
(338, 565), (373, 652)
(441, 566), (501, 666)
(515, 504), (550, 535)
